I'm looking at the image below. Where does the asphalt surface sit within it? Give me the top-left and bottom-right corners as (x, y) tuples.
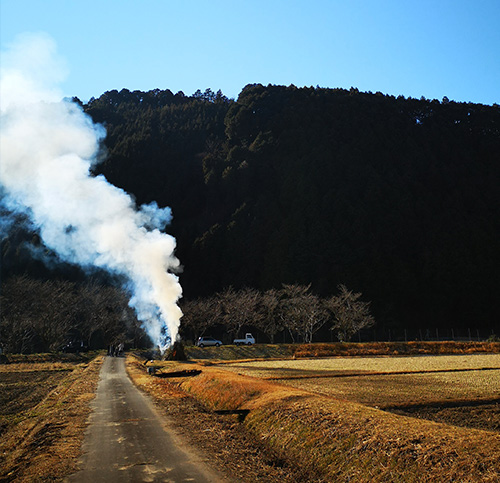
(67, 356), (224, 483)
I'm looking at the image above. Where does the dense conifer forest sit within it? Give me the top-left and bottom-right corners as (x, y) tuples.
(2, 84), (499, 348)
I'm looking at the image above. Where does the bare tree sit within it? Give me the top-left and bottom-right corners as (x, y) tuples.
(36, 279), (78, 350)
(279, 284), (308, 342)
(255, 288), (282, 343)
(279, 284), (327, 343)
(0, 275), (76, 352)
(77, 282), (133, 348)
(180, 297), (222, 342)
(324, 284), (375, 342)
(218, 286), (262, 340)
(301, 293), (329, 343)
(0, 275), (138, 353)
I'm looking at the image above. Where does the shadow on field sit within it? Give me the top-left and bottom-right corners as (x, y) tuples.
(387, 398), (500, 433)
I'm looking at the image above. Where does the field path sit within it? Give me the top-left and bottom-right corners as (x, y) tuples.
(67, 356), (223, 483)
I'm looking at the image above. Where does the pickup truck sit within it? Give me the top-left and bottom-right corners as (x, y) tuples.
(233, 333), (255, 346)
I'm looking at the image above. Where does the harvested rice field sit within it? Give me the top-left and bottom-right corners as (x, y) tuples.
(143, 348), (500, 482)
(0, 362), (80, 436)
(0, 354), (102, 482)
(222, 353), (500, 377)
(222, 354), (500, 432)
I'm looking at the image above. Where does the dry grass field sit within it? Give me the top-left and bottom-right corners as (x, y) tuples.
(222, 352), (500, 374)
(126, 355), (314, 482)
(2, 345), (498, 482)
(222, 354), (500, 431)
(0, 354), (103, 482)
(184, 341), (500, 361)
(0, 360), (87, 436)
(135, 346), (500, 482)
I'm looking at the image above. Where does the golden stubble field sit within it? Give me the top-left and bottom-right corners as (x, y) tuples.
(134, 348), (500, 482)
(2, 347), (499, 482)
(0, 354), (103, 482)
(221, 353), (500, 431)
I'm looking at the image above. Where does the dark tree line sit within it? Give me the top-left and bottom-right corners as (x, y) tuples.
(180, 284), (374, 344)
(186, 85), (500, 332)
(2, 84), (500, 340)
(0, 275), (148, 353)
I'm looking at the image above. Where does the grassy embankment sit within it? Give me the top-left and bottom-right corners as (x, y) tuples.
(0, 353), (103, 482)
(131, 341), (500, 482)
(185, 340), (500, 361)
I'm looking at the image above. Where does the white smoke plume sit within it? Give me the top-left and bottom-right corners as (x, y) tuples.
(0, 33), (182, 351)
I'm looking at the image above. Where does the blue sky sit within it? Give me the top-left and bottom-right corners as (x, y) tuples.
(1, 0), (499, 105)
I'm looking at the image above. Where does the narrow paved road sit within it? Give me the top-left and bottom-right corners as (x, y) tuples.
(68, 356), (223, 483)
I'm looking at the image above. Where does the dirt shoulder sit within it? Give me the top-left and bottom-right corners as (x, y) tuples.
(126, 355), (313, 482)
(0, 355), (103, 482)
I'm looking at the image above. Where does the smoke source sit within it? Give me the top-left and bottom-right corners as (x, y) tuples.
(0, 33), (182, 351)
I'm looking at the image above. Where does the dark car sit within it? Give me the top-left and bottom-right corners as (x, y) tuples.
(61, 340), (88, 353)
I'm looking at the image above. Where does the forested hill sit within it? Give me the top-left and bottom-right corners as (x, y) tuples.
(5, 85), (500, 331)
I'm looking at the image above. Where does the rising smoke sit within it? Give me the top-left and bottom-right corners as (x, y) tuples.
(0, 33), (183, 351)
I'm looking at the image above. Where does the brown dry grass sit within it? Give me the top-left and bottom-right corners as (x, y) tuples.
(223, 353), (500, 376)
(291, 341), (500, 358)
(0, 362), (76, 373)
(2, 352), (98, 365)
(126, 355), (310, 482)
(0, 369), (70, 437)
(183, 341), (500, 362)
(0, 355), (103, 482)
(245, 394), (500, 482)
(134, 354), (500, 482)
(272, 370), (500, 408)
(222, 354), (500, 410)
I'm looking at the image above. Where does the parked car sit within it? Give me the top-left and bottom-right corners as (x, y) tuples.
(196, 336), (222, 348)
(233, 333), (255, 346)
(61, 340), (88, 353)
